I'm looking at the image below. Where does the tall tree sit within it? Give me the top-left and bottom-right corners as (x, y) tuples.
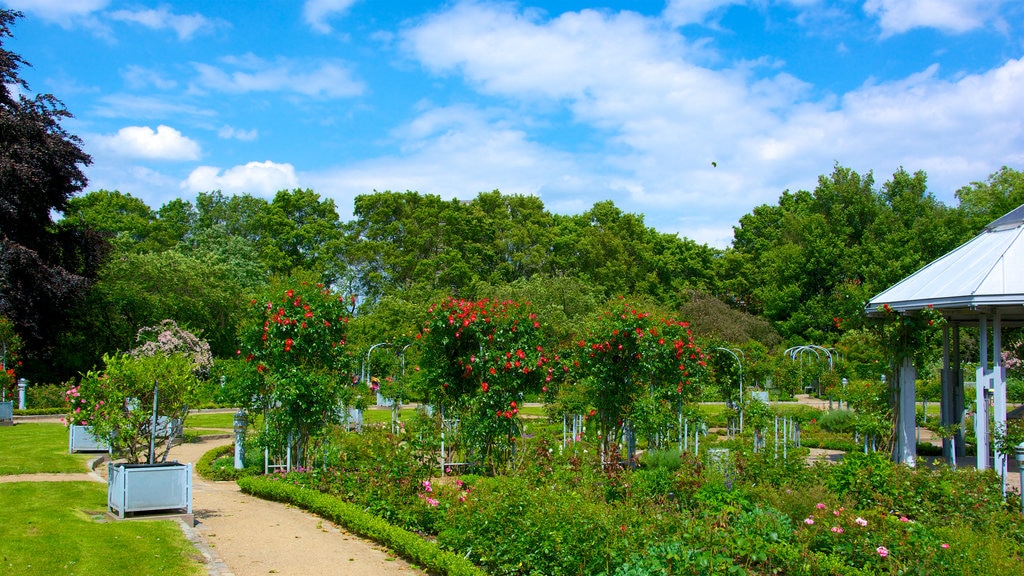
(955, 166), (1024, 231)
(0, 9), (100, 377)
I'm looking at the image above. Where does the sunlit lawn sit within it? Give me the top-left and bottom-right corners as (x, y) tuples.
(0, 423), (205, 575)
(0, 423), (91, 475)
(0, 482), (203, 575)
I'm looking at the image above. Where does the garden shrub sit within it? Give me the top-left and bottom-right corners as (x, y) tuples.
(25, 383), (68, 409)
(195, 444), (261, 481)
(639, 447), (687, 471)
(437, 475), (647, 576)
(276, 425), (439, 533)
(613, 540), (742, 576)
(817, 409), (856, 433)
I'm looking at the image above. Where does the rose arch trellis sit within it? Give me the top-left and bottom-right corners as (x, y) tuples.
(867, 203), (1024, 497)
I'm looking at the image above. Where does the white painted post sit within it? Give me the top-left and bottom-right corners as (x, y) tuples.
(994, 312), (1007, 496)
(233, 409), (247, 469)
(895, 358), (917, 466)
(977, 316), (990, 471)
(17, 378), (26, 410)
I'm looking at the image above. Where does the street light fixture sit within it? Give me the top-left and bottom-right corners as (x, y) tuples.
(716, 347), (744, 432)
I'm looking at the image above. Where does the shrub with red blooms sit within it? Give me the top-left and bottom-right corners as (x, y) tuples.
(418, 297), (565, 472)
(237, 278), (360, 466)
(575, 298), (707, 455)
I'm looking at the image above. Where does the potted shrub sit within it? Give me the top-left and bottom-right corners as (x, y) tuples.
(66, 321), (210, 518)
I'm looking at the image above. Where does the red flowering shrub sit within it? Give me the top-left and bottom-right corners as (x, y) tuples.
(237, 279), (359, 466)
(575, 299), (707, 456)
(0, 315), (22, 400)
(418, 297), (564, 472)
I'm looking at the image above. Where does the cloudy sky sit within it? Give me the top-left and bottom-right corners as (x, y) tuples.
(4, 0), (1023, 247)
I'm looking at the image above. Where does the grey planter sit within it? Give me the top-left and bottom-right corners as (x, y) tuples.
(0, 401), (12, 425)
(107, 461), (192, 519)
(68, 425), (111, 453)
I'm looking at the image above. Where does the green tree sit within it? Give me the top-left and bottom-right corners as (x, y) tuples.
(58, 248), (245, 374)
(254, 188), (344, 281)
(60, 190), (165, 251)
(723, 165), (969, 344)
(955, 166), (1024, 231)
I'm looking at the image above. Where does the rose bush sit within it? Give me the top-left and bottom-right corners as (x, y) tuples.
(236, 278), (359, 467)
(575, 298), (707, 458)
(417, 297), (565, 473)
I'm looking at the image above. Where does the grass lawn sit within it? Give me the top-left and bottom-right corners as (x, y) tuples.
(363, 406), (417, 426)
(0, 423), (91, 475)
(0, 482), (204, 575)
(184, 411), (235, 429)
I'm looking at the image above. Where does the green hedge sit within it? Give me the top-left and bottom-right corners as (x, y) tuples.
(13, 408), (65, 416)
(195, 444), (260, 481)
(238, 476), (485, 576)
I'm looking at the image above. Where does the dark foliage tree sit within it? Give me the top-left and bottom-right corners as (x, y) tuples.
(0, 10), (100, 379)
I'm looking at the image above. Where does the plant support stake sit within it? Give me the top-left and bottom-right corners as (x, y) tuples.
(149, 381), (158, 465)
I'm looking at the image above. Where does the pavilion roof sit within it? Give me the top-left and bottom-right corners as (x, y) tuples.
(867, 204), (1024, 322)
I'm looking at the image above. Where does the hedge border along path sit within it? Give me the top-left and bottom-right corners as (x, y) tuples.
(237, 476), (486, 576)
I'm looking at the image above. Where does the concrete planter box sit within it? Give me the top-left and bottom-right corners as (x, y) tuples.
(0, 401), (12, 425)
(68, 425), (111, 453)
(108, 461), (192, 519)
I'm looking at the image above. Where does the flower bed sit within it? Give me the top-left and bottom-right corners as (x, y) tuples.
(263, 426), (1024, 576)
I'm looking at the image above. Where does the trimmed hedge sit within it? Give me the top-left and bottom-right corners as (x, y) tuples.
(13, 408), (65, 416)
(195, 444), (258, 481)
(238, 476), (486, 576)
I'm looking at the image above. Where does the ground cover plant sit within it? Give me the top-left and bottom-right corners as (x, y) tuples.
(269, 423), (1024, 576)
(0, 422), (91, 474)
(0, 481), (204, 575)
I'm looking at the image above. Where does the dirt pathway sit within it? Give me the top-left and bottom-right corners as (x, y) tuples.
(167, 436), (429, 576)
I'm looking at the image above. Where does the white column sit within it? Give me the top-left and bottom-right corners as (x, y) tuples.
(994, 311), (1007, 492)
(897, 357), (917, 466)
(976, 316), (990, 470)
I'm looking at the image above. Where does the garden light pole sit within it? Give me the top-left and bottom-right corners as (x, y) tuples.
(716, 347), (744, 432)
(362, 342), (392, 407)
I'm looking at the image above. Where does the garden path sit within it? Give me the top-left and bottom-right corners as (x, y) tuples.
(166, 436), (429, 576)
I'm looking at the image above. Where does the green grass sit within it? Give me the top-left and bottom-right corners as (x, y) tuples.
(0, 423), (91, 475)
(363, 407), (417, 426)
(0, 482), (204, 575)
(184, 411), (235, 429)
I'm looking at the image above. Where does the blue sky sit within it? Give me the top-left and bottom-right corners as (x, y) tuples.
(4, 0), (1023, 247)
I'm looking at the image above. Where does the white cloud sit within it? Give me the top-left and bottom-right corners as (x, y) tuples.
(303, 0), (358, 33)
(218, 125), (259, 141)
(662, 0), (745, 27)
(393, 3), (1024, 247)
(863, 0), (1005, 37)
(108, 6), (221, 40)
(1, 0), (107, 24)
(84, 164), (182, 207)
(182, 161), (299, 197)
(92, 94), (216, 119)
(191, 55), (365, 98)
(305, 104), (587, 222)
(121, 65), (178, 90)
(92, 125), (201, 161)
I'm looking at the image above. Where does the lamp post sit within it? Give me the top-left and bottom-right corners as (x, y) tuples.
(716, 347), (744, 432)
(233, 409), (247, 469)
(17, 378), (26, 410)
